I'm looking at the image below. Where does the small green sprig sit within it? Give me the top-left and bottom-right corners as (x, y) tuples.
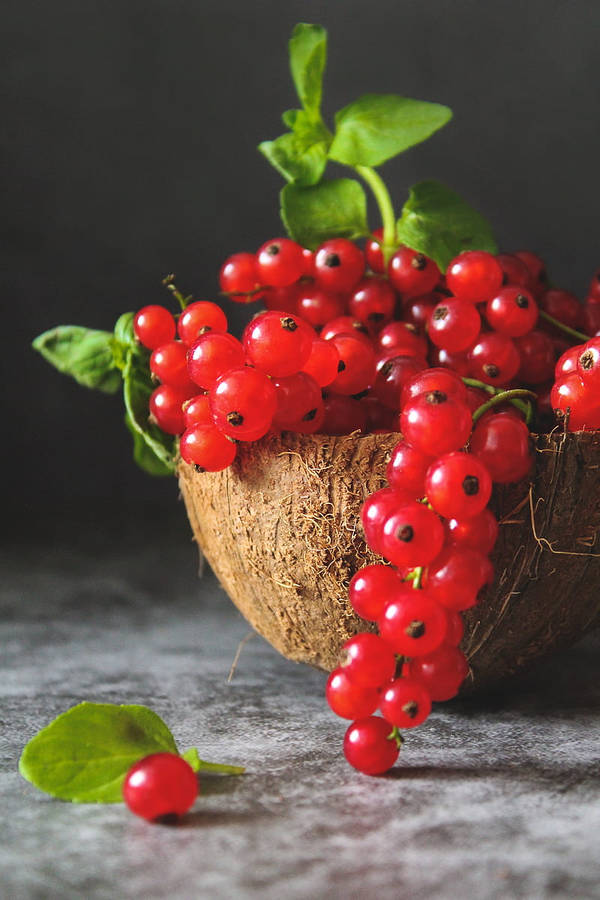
(259, 23), (498, 269)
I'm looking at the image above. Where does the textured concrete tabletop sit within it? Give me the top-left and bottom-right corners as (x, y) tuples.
(2, 517), (600, 900)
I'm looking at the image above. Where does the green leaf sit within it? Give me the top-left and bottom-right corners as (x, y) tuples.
(32, 326), (121, 394)
(182, 747), (245, 776)
(328, 94), (452, 167)
(113, 312), (137, 348)
(18, 702), (178, 803)
(124, 411), (173, 477)
(396, 179), (498, 271)
(288, 23), (327, 118)
(280, 178), (368, 249)
(123, 349), (176, 475)
(260, 110), (331, 186)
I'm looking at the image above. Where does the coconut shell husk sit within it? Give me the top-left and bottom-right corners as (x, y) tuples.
(178, 429), (600, 692)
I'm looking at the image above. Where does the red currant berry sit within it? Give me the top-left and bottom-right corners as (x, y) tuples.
(587, 268), (600, 301)
(209, 367), (277, 441)
(401, 392), (472, 456)
(386, 441), (434, 498)
(150, 384), (194, 435)
(444, 609), (465, 646)
(551, 373), (600, 431)
(314, 239), (365, 293)
(365, 227), (384, 274)
(341, 632), (396, 688)
(349, 276), (396, 328)
(425, 452), (492, 520)
(514, 251), (548, 297)
(321, 393), (367, 435)
(150, 341), (197, 391)
(296, 285), (345, 329)
(326, 668), (380, 720)
(182, 393), (211, 428)
(379, 586), (448, 656)
(219, 252), (263, 301)
(349, 564), (404, 621)
(361, 396), (397, 432)
(513, 330), (555, 385)
(470, 412), (532, 483)
(343, 716), (399, 775)
(496, 253), (534, 290)
(428, 299), (481, 353)
(446, 251), (503, 303)
(446, 507), (499, 555)
(485, 287), (538, 337)
(361, 487), (413, 555)
(272, 372), (323, 429)
(263, 283), (303, 314)
(328, 333), (376, 395)
(429, 346), (471, 376)
(321, 315), (370, 343)
(400, 367), (467, 408)
(122, 752), (198, 822)
(583, 303), (600, 336)
(134, 306), (176, 350)
(378, 321), (428, 359)
(179, 423), (237, 471)
(468, 332), (520, 386)
(427, 546), (493, 611)
(301, 247), (315, 277)
(402, 293), (438, 331)
(540, 289), (583, 332)
(380, 501), (445, 568)
(187, 332), (245, 391)
(243, 311), (313, 377)
(177, 301), (228, 346)
(373, 354), (427, 410)
(379, 677), (432, 729)
(302, 338), (340, 387)
(388, 247), (440, 297)
(256, 238), (305, 287)
(407, 644), (469, 701)
(577, 338), (600, 389)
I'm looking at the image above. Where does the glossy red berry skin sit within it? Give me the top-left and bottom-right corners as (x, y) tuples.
(587, 268), (600, 301)
(407, 644), (469, 701)
(386, 440), (434, 499)
(429, 347), (471, 377)
(444, 609), (465, 646)
(321, 316), (370, 343)
(373, 354), (427, 410)
(468, 332), (520, 386)
(314, 239), (365, 293)
(302, 338), (340, 387)
(150, 384), (194, 435)
(425, 452), (492, 520)
(326, 668), (380, 720)
(328, 333), (376, 395)
(243, 311), (313, 377)
(272, 372), (323, 429)
(361, 487), (413, 556)
(122, 752), (198, 822)
(496, 253), (534, 290)
(177, 301), (228, 346)
(379, 677), (432, 729)
(379, 586), (448, 656)
(402, 293), (438, 331)
(470, 412), (532, 483)
(514, 330), (556, 385)
(514, 251), (548, 297)
(348, 564), (404, 621)
(446, 251), (503, 303)
(388, 247), (440, 297)
(551, 373), (600, 431)
(555, 344), (583, 380)
(577, 338), (600, 389)
(321, 393), (367, 435)
(485, 287), (538, 337)
(341, 633), (396, 688)
(540, 289), (583, 332)
(182, 393), (211, 428)
(361, 397), (397, 432)
(401, 392), (472, 456)
(446, 507), (499, 555)
(209, 367), (277, 441)
(179, 423), (237, 471)
(295, 285), (345, 329)
(263, 283), (303, 314)
(219, 252), (263, 301)
(380, 501), (445, 568)
(343, 716), (399, 775)
(349, 277), (396, 328)
(150, 341), (197, 392)
(583, 303), (600, 336)
(427, 546), (493, 611)
(365, 227), (385, 274)
(428, 299), (481, 353)
(187, 332), (245, 390)
(134, 306), (176, 350)
(400, 368), (467, 408)
(378, 321), (428, 359)
(255, 238), (305, 287)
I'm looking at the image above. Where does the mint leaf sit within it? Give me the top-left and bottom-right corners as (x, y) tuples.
(288, 23), (327, 119)
(396, 179), (498, 270)
(114, 312), (137, 348)
(328, 94), (452, 167)
(259, 110), (331, 186)
(182, 747), (245, 776)
(124, 411), (173, 477)
(32, 326), (121, 394)
(280, 178), (368, 249)
(18, 702), (178, 803)
(123, 349), (176, 475)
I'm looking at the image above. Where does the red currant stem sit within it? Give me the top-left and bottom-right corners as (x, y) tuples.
(411, 566), (424, 590)
(538, 309), (590, 343)
(162, 274), (191, 311)
(462, 377), (532, 420)
(193, 760), (246, 775)
(388, 726), (405, 749)
(354, 165), (397, 265)
(471, 388), (538, 425)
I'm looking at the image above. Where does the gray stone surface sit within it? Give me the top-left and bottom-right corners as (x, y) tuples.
(1, 527), (600, 900)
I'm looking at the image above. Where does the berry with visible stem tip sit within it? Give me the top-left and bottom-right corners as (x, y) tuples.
(407, 644), (469, 701)
(321, 315), (370, 343)
(243, 311), (313, 377)
(446, 250), (503, 303)
(343, 716), (400, 775)
(379, 677), (432, 729)
(496, 253), (533, 290)
(272, 372), (323, 428)
(349, 276), (396, 328)
(403, 293), (438, 331)
(388, 247), (440, 297)
(400, 391), (472, 456)
(302, 338), (340, 387)
(150, 384), (195, 435)
(255, 238), (305, 287)
(551, 372), (600, 431)
(150, 341), (197, 392)
(400, 367), (467, 407)
(380, 501), (445, 568)
(428, 298), (481, 353)
(378, 321), (428, 359)
(209, 367), (277, 441)
(122, 752), (198, 822)
(468, 332), (520, 386)
(219, 252), (264, 301)
(577, 337), (600, 389)
(373, 354), (427, 410)
(386, 440), (434, 499)
(134, 306), (176, 350)
(326, 668), (380, 720)
(485, 287), (538, 337)
(177, 302), (228, 346)
(425, 452), (492, 520)
(328, 333), (376, 395)
(340, 633), (396, 688)
(180, 422), (237, 471)
(187, 332), (245, 390)
(378, 586), (448, 656)
(314, 239), (365, 293)
(348, 564), (405, 621)
(361, 487), (414, 556)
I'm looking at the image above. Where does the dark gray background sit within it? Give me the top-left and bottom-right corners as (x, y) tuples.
(4, 0), (599, 535)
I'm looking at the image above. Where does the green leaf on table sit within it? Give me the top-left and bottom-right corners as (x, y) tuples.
(288, 23), (327, 118)
(18, 702), (179, 803)
(396, 179), (498, 271)
(259, 111), (330, 186)
(328, 94), (452, 167)
(280, 178), (368, 249)
(32, 326), (121, 394)
(181, 747), (245, 776)
(123, 349), (176, 475)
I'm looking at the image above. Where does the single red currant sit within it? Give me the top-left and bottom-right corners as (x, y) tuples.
(272, 372), (323, 429)
(379, 677), (432, 729)
(187, 332), (245, 389)
(380, 501), (445, 568)
(134, 306), (176, 350)
(514, 330), (556, 385)
(150, 341), (197, 392)
(263, 283), (303, 314)
(446, 507), (499, 555)
(348, 564), (405, 621)
(328, 333), (376, 395)
(314, 239), (365, 293)
(177, 301), (228, 346)
(429, 346), (471, 376)
(386, 440), (434, 498)
(428, 299), (481, 352)
(402, 293), (438, 331)
(551, 373), (600, 430)
(365, 227), (384, 274)
(343, 716), (399, 775)
(326, 668), (380, 720)
(378, 586), (448, 656)
(321, 393), (367, 435)
(373, 354), (427, 410)
(407, 644), (469, 701)
(219, 252), (263, 301)
(296, 285), (345, 328)
(496, 253), (534, 290)
(540, 289), (583, 332)
(255, 238), (305, 287)
(302, 338), (340, 387)
(340, 633), (396, 688)
(555, 344), (584, 380)
(388, 247), (440, 297)
(425, 452), (492, 520)
(427, 546), (493, 611)
(446, 250), (503, 303)
(243, 311), (313, 377)
(150, 384), (195, 435)
(348, 277), (396, 328)
(122, 752), (198, 822)
(209, 367), (277, 441)
(378, 321), (428, 359)
(320, 315), (370, 343)
(485, 287), (538, 337)
(400, 367), (467, 408)
(470, 412), (532, 483)
(401, 392), (472, 456)
(361, 487), (413, 556)
(182, 393), (211, 428)
(468, 332), (520, 386)
(179, 423), (237, 471)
